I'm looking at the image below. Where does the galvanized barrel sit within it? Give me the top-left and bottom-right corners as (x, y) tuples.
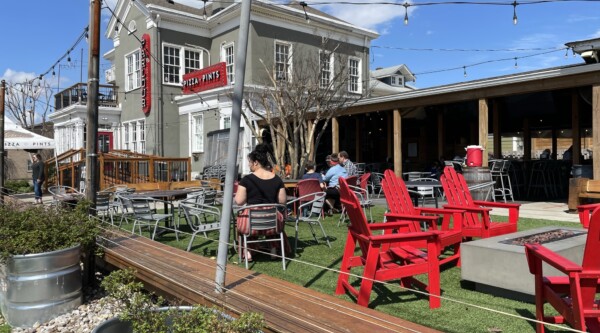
(0, 244), (82, 328)
(462, 167), (493, 201)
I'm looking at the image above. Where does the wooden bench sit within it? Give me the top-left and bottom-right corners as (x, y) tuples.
(579, 179), (600, 203)
(168, 180), (202, 190)
(127, 182), (169, 192)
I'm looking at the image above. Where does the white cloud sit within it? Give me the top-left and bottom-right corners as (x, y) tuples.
(1, 69), (36, 84)
(315, 0), (413, 31)
(590, 29), (600, 38)
(510, 33), (558, 50)
(566, 14), (599, 24)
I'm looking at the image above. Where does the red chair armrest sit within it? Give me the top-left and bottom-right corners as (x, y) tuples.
(444, 204), (492, 213)
(369, 230), (441, 244)
(384, 213), (438, 222)
(368, 221), (420, 231)
(525, 243), (582, 275)
(472, 200), (521, 209)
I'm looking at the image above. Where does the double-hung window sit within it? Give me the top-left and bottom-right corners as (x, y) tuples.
(222, 43), (234, 84)
(125, 50), (141, 91)
(191, 113), (204, 153)
(275, 41), (291, 81)
(319, 51), (333, 89)
(122, 120), (145, 154)
(348, 57), (361, 93)
(163, 44), (203, 84)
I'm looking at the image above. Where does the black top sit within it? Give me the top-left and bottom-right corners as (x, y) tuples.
(239, 173), (284, 205)
(32, 161), (45, 182)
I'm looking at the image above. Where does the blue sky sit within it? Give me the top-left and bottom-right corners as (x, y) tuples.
(1, 0), (599, 92)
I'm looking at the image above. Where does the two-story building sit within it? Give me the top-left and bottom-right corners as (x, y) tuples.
(49, 0), (380, 178)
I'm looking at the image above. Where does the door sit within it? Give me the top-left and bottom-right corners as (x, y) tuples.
(98, 132), (113, 153)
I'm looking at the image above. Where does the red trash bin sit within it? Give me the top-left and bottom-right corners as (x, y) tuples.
(465, 145), (484, 167)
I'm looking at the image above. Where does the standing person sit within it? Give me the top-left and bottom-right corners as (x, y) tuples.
(323, 153), (348, 214)
(235, 144), (287, 261)
(339, 151), (357, 176)
(31, 153), (45, 204)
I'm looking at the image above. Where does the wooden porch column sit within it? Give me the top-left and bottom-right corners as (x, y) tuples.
(437, 110), (444, 159)
(393, 109), (402, 177)
(572, 90), (581, 165)
(523, 117), (531, 161)
(492, 100), (501, 158)
(332, 117), (339, 154)
(478, 98), (489, 166)
(593, 84), (600, 179)
(387, 112), (393, 159)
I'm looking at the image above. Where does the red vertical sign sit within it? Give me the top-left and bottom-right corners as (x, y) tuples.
(141, 34), (151, 115)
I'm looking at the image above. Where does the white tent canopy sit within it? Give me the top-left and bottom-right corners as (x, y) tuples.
(3, 117), (55, 150)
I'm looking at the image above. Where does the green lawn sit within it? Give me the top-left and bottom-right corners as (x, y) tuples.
(115, 206), (580, 333)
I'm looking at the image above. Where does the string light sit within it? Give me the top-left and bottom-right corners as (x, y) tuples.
(512, 1), (518, 24)
(300, 1), (310, 23)
(202, 0), (208, 20)
(514, 57), (518, 69)
(67, 52), (72, 65)
(403, 2), (410, 25)
(52, 67), (56, 78)
(463, 66), (467, 78)
(565, 48), (569, 58)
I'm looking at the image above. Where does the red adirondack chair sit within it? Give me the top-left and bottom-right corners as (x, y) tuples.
(577, 203), (600, 228)
(382, 170), (463, 266)
(440, 166), (520, 240)
(525, 206), (600, 333)
(335, 177), (443, 309)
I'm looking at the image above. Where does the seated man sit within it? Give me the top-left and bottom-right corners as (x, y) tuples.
(323, 154), (348, 214)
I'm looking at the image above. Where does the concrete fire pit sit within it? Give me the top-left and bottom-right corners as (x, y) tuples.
(461, 226), (587, 301)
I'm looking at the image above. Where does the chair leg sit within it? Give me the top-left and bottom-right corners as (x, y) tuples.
(187, 232), (197, 252)
(318, 222), (331, 248)
(280, 234), (286, 270)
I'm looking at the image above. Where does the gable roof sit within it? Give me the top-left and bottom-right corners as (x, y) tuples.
(371, 65), (415, 82)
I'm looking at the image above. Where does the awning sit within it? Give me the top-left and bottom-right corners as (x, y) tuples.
(3, 117), (55, 150)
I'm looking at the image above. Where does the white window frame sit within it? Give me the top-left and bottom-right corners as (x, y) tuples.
(348, 57), (361, 94)
(122, 119), (145, 154)
(274, 41), (292, 82)
(162, 43), (204, 85)
(221, 42), (235, 84)
(319, 50), (333, 89)
(125, 49), (141, 91)
(191, 113), (204, 153)
(391, 74), (404, 87)
(223, 116), (231, 129)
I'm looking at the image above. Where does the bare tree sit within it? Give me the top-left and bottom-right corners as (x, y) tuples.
(5, 80), (53, 130)
(242, 39), (368, 179)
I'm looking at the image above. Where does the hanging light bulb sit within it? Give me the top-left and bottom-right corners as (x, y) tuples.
(573, 47), (577, 57)
(403, 2), (410, 25)
(565, 48), (569, 59)
(170, 93), (174, 104)
(202, 0), (208, 20)
(300, 1), (310, 24)
(67, 53), (72, 65)
(512, 1), (518, 25)
(514, 57), (518, 69)
(463, 66), (467, 78)
(52, 67), (56, 78)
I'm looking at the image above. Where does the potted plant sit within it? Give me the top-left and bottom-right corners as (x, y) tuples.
(94, 268), (265, 333)
(0, 201), (99, 328)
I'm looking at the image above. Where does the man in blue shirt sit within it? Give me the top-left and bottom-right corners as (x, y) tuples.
(323, 153), (348, 213)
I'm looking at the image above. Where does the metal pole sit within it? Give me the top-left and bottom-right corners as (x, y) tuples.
(215, 0), (252, 292)
(0, 80), (6, 202)
(85, 0), (101, 207)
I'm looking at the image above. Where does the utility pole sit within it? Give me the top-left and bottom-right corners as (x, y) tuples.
(215, 0), (252, 292)
(0, 80), (6, 202)
(85, 0), (101, 206)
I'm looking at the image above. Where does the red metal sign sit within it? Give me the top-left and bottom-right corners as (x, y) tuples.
(141, 34), (151, 115)
(182, 62), (228, 94)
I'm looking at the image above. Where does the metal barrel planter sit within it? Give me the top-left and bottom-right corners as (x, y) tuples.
(0, 244), (82, 328)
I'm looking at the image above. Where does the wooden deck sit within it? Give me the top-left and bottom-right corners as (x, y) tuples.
(99, 231), (441, 333)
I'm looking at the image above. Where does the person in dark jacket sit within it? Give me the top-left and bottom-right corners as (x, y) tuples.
(32, 153), (45, 204)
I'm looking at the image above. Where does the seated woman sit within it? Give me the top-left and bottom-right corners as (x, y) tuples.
(234, 144), (287, 261)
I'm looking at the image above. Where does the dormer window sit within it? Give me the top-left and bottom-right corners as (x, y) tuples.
(390, 75), (404, 87)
